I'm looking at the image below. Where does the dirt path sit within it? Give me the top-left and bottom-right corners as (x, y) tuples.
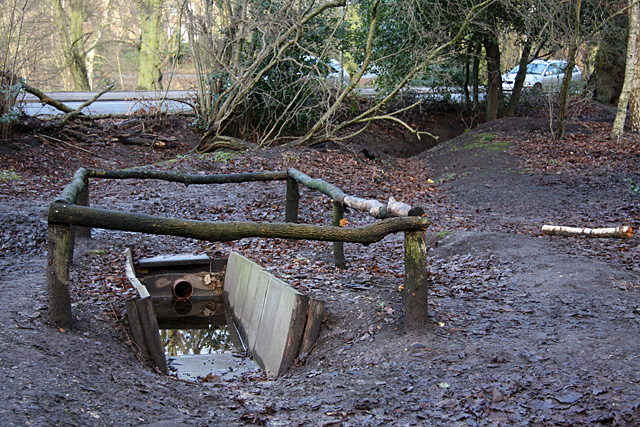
(1, 115), (639, 426)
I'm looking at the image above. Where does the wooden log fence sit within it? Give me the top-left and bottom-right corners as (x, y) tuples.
(47, 167), (429, 330)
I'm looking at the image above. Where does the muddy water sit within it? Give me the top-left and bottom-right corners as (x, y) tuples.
(155, 297), (260, 381)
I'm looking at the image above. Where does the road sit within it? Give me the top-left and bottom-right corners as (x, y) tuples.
(19, 87), (479, 117)
(20, 90), (195, 116)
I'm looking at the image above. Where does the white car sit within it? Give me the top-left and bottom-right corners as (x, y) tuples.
(502, 59), (581, 92)
(326, 58), (350, 85)
(303, 56), (350, 85)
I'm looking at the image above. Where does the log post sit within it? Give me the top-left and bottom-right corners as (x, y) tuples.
(75, 174), (91, 238)
(47, 222), (73, 329)
(403, 230), (428, 329)
(285, 176), (299, 223)
(332, 201), (346, 269)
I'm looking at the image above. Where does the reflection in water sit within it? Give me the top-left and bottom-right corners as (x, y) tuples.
(161, 327), (233, 356)
(155, 296), (260, 381)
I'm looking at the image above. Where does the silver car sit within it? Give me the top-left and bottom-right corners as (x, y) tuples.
(502, 59), (581, 92)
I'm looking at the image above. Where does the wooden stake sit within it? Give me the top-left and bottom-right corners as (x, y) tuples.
(332, 201), (346, 269)
(75, 173), (91, 238)
(403, 230), (429, 329)
(47, 223), (73, 329)
(285, 176), (299, 223)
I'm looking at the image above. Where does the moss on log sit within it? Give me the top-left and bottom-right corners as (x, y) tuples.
(48, 203), (429, 245)
(55, 168), (88, 204)
(288, 168), (346, 202)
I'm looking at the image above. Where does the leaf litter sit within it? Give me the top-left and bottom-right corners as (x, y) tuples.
(0, 110), (639, 425)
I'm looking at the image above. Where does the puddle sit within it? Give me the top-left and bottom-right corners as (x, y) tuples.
(155, 297), (260, 382)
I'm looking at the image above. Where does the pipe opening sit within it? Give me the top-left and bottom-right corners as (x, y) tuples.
(172, 279), (193, 300)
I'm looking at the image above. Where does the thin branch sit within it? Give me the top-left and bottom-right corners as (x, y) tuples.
(62, 84), (115, 122)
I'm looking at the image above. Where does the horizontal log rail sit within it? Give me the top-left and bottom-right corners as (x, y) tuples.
(87, 169), (288, 185)
(55, 167), (89, 204)
(287, 168), (424, 219)
(49, 203), (428, 244)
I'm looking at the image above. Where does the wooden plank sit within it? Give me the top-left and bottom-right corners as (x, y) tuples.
(223, 252), (242, 310)
(231, 259), (260, 337)
(244, 270), (271, 353)
(138, 253), (211, 268)
(135, 297), (168, 375)
(253, 278), (283, 374)
(234, 263), (262, 323)
(254, 278), (309, 377)
(299, 299), (325, 356)
(125, 299), (150, 359)
(277, 287), (309, 376)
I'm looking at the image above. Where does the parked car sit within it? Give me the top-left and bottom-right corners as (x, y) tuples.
(502, 59), (581, 92)
(303, 56), (350, 85)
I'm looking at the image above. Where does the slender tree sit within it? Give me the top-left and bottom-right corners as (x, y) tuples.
(136, 0), (165, 90)
(52, 0), (92, 90)
(631, 11), (640, 132)
(553, 0), (582, 141)
(612, 0), (639, 137)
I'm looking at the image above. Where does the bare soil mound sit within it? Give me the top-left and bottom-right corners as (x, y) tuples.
(0, 110), (639, 426)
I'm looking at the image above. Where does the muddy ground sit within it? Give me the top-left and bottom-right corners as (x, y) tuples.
(1, 105), (639, 426)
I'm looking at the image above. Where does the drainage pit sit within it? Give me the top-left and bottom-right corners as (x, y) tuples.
(126, 251), (324, 379)
(155, 296), (260, 381)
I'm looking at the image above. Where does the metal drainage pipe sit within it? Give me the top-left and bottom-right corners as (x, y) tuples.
(172, 279), (193, 301)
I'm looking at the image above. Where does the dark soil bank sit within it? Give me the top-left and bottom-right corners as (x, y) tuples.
(1, 111), (639, 426)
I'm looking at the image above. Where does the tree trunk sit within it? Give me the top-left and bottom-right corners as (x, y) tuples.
(588, 14), (627, 105)
(472, 41), (481, 112)
(52, 0), (91, 91)
(504, 42), (531, 117)
(484, 36), (502, 122)
(631, 24), (640, 132)
(464, 54), (470, 105)
(554, 0), (581, 141)
(614, 0), (640, 137)
(136, 0), (165, 91)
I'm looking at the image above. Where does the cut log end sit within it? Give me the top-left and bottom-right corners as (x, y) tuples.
(408, 207), (425, 217)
